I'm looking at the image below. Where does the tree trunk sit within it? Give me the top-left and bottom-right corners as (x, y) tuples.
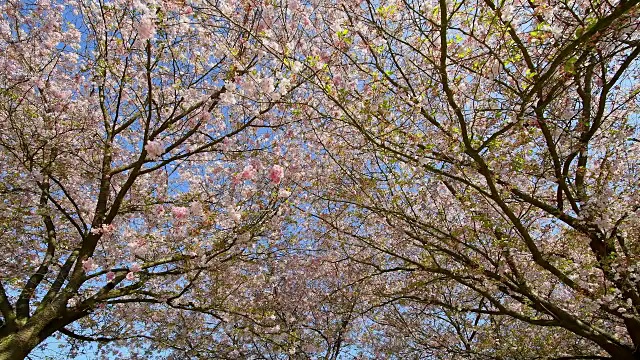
(0, 303), (71, 360)
(0, 327), (44, 360)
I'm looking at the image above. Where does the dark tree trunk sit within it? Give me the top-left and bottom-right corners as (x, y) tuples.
(0, 302), (77, 360)
(0, 327), (45, 360)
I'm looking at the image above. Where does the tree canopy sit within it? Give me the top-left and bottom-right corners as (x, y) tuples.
(1, 0), (639, 359)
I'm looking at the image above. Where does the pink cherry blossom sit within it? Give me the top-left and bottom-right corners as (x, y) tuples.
(291, 61), (303, 73)
(278, 77), (291, 95)
(153, 204), (165, 216)
(250, 158), (264, 170)
(106, 271), (115, 281)
(240, 164), (257, 180)
(137, 14), (156, 41)
(228, 208), (241, 222)
(101, 223), (115, 236)
(128, 238), (148, 256)
(278, 188), (291, 198)
(82, 258), (97, 272)
(268, 165), (284, 184)
(219, 91), (237, 105)
(172, 206), (189, 220)
(261, 77), (275, 95)
(231, 174), (242, 185)
(145, 140), (164, 160)
(190, 201), (204, 217)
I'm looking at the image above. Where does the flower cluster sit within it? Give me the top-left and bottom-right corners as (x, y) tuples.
(145, 140), (164, 160)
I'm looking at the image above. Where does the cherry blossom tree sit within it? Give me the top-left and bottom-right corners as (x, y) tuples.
(293, 0), (640, 358)
(3, 0), (640, 358)
(0, 0), (311, 358)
